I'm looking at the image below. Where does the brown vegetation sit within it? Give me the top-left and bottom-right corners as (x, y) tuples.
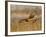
(10, 5), (42, 32)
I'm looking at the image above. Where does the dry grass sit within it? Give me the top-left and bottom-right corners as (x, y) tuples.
(11, 17), (42, 32)
(10, 5), (42, 32)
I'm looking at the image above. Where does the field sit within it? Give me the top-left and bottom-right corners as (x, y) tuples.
(10, 5), (42, 32)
